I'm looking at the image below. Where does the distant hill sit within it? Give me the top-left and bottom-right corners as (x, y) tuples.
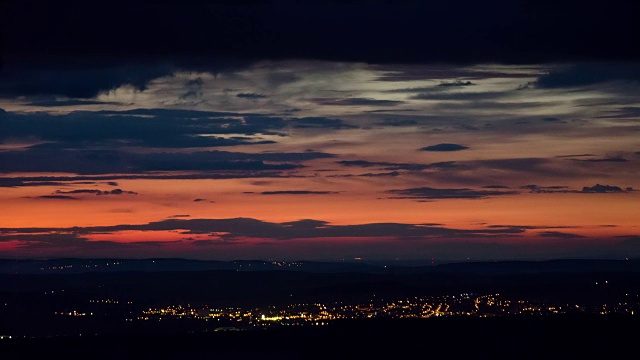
(2, 257), (640, 275)
(0, 258), (383, 274)
(429, 258), (640, 275)
(1, 258), (640, 308)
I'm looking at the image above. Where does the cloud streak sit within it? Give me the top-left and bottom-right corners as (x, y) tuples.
(311, 98), (405, 106)
(0, 217), (527, 245)
(0, 148), (333, 175)
(336, 160), (455, 171)
(0, 109), (357, 149)
(260, 191), (339, 195)
(55, 188), (138, 195)
(388, 187), (519, 200)
(420, 144), (469, 152)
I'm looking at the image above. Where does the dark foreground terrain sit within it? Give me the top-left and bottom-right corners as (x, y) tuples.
(1, 315), (637, 360)
(2, 259), (639, 359)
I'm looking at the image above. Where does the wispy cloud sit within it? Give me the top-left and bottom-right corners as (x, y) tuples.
(420, 144), (469, 152)
(388, 187), (518, 200)
(260, 191), (339, 195)
(236, 93), (267, 99)
(311, 98), (405, 106)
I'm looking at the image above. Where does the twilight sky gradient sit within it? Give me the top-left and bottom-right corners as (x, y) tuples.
(1, 0), (639, 262)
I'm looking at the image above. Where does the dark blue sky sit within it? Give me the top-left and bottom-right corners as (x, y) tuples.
(2, 0), (639, 65)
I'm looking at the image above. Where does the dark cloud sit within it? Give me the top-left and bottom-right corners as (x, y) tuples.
(539, 231), (586, 239)
(27, 99), (123, 107)
(410, 91), (506, 101)
(287, 117), (357, 130)
(357, 171), (402, 177)
(0, 232), (90, 246)
(0, 173), (304, 189)
(54, 188), (138, 195)
(521, 185), (572, 194)
(459, 158), (554, 174)
(0, 178), (62, 188)
(0, 148), (334, 175)
(0, 52), (253, 100)
(521, 184), (631, 194)
(374, 66), (539, 82)
(438, 80), (476, 87)
(0, 107), (340, 176)
(55, 189), (102, 195)
(35, 195), (79, 200)
(180, 77), (204, 99)
(569, 157), (628, 163)
(433, 100), (556, 111)
(555, 154), (595, 158)
(248, 151), (335, 162)
(312, 98), (404, 106)
(260, 191), (338, 195)
(329, 171), (402, 178)
(0, 217), (525, 243)
(383, 82), (504, 100)
(0, 109), (357, 149)
(483, 185), (511, 189)
(281, 219), (329, 228)
(597, 107), (640, 119)
(534, 63), (640, 89)
(420, 144), (469, 152)
(98, 108), (234, 118)
(406, 157), (626, 187)
(105, 189), (137, 195)
(337, 160), (455, 171)
(337, 160), (383, 168)
(236, 93), (267, 99)
(367, 109), (417, 114)
(0, 231), (168, 253)
(386, 83), (485, 101)
(388, 187), (519, 200)
(4, 217), (634, 259)
(0, 109), (280, 148)
(29, 137), (275, 150)
(0, 178), (119, 188)
(185, 78), (203, 87)
(373, 119), (418, 127)
(0, 229), (79, 245)
(0, 63), (176, 98)
(581, 184), (625, 193)
(487, 225), (578, 230)
(384, 86), (441, 93)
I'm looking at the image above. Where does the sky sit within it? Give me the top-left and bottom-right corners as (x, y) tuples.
(0, 0), (639, 262)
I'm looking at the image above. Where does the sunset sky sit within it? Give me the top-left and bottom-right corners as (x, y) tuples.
(1, 0), (639, 262)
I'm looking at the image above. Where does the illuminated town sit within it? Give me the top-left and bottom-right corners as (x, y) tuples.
(124, 292), (640, 330)
(3, 258), (639, 340)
